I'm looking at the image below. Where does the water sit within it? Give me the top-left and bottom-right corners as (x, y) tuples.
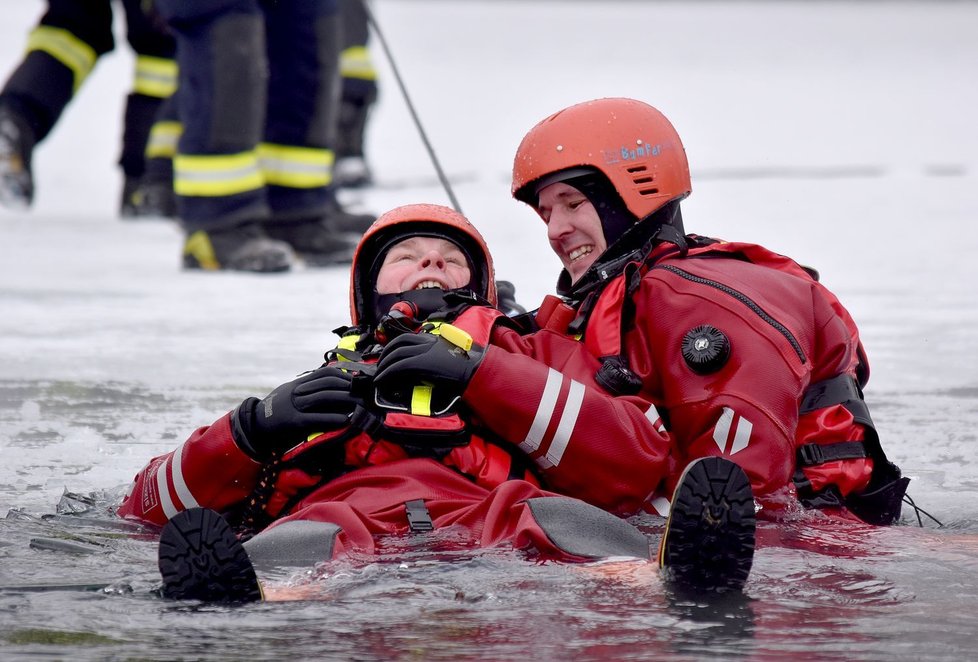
(2, 1), (978, 659)
(2, 504), (977, 660)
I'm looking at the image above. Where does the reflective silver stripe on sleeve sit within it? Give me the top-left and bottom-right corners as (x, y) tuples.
(170, 442), (200, 510)
(518, 368), (562, 455)
(540, 379), (585, 468)
(648, 496), (671, 516)
(155, 457), (178, 520)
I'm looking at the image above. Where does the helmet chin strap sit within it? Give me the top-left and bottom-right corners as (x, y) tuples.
(649, 206), (688, 256)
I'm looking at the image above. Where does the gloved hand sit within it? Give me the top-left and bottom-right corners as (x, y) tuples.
(231, 365), (358, 460)
(373, 332), (486, 397)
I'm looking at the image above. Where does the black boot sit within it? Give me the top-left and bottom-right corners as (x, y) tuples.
(0, 105), (35, 209)
(120, 177), (177, 219)
(183, 221), (294, 273)
(321, 195), (375, 237)
(334, 96), (373, 188)
(263, 198), (375, 266)
(658, 456), (756, 593)
(263, 216), (357, 266)
(158, 507), (263, 603)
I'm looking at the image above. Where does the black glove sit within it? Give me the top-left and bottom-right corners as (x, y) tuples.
(373, 332), (485, 397)
(231, 365), (358, 460)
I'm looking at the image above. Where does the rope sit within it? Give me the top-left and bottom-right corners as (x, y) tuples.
(360, 0), (464, 213)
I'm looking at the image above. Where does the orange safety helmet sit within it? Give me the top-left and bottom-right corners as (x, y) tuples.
(512, 98), (691, 222)
(349, 203), (497, 326)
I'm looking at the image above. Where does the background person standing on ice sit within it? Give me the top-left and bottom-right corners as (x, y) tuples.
(0, 0), (176, 216)
(153, 0), (375, 273)
(374, 97), (910, 526)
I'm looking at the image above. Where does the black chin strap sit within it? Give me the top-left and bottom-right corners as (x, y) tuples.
(650, 222), (687, 257)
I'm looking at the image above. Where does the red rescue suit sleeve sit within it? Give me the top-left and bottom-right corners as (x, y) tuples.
(115, 412), (261, 525)
(461, 325), (674, 516)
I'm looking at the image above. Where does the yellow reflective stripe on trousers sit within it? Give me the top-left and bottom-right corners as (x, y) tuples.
(174, 151), (264, 197)
(26, 26), (97, 92)
(340, 46), (377, 81)
(145, 121), (182, 159)
(133, 55), (177, 98)
(258, 143), (333, 189)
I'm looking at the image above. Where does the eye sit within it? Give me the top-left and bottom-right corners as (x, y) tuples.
(385, 251), (414, 263)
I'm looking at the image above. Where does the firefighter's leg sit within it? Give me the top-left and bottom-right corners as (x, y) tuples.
(258, 0), (374, 266)
(155, 0), (293, 272)
(124, 92), (179, 218)
(118, 0), (177, 217)
(0, 0), (114, 207)
(334, 0), (377, 188)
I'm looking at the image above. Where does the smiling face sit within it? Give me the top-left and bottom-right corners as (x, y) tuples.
(375, 235), (472, 295)
(536, 181), (607, 283)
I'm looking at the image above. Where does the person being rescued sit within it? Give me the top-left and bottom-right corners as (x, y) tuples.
(118, 203), (755, 602)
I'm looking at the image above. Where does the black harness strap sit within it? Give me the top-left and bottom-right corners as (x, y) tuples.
(801, 373), (863, 414)
(797, 441), (869, 467)
(797, 374), (874, 468)
(795, 373), (909, 525)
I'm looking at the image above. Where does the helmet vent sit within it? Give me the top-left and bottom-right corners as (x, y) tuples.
(633, 176), (654, 184)
(638, 187), (660, 196)
(626, 165), (646, 173)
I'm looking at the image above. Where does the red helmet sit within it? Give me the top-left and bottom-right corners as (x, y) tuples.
(349, 203), (497, 325)
(512, 98), (691, 220)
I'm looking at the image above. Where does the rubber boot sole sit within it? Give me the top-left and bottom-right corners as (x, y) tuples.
(158, 507), (263, 603)
(658, 456), (756, 593)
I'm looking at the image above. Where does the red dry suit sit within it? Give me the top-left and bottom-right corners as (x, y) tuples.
(115, 304), (661, 559)
(467, 238), (906, 524)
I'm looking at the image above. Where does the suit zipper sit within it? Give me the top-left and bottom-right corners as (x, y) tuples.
(655, 264), (807, 364)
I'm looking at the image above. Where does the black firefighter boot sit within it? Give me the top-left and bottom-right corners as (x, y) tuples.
(183, 221), (294, 273)
(658, 456), (756, 593)
(263, 197), (375, 266)
(121, 176), (177, 219)
(0, 105), (35, 209)
(334, 95), (374, 188)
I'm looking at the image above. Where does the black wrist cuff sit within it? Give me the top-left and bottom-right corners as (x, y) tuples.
(231, 397), (266, 461)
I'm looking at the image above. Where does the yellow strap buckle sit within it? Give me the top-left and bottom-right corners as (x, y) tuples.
(436, 324), (473, 352)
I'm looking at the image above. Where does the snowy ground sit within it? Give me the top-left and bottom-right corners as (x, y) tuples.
(1, 1), (977, 659)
